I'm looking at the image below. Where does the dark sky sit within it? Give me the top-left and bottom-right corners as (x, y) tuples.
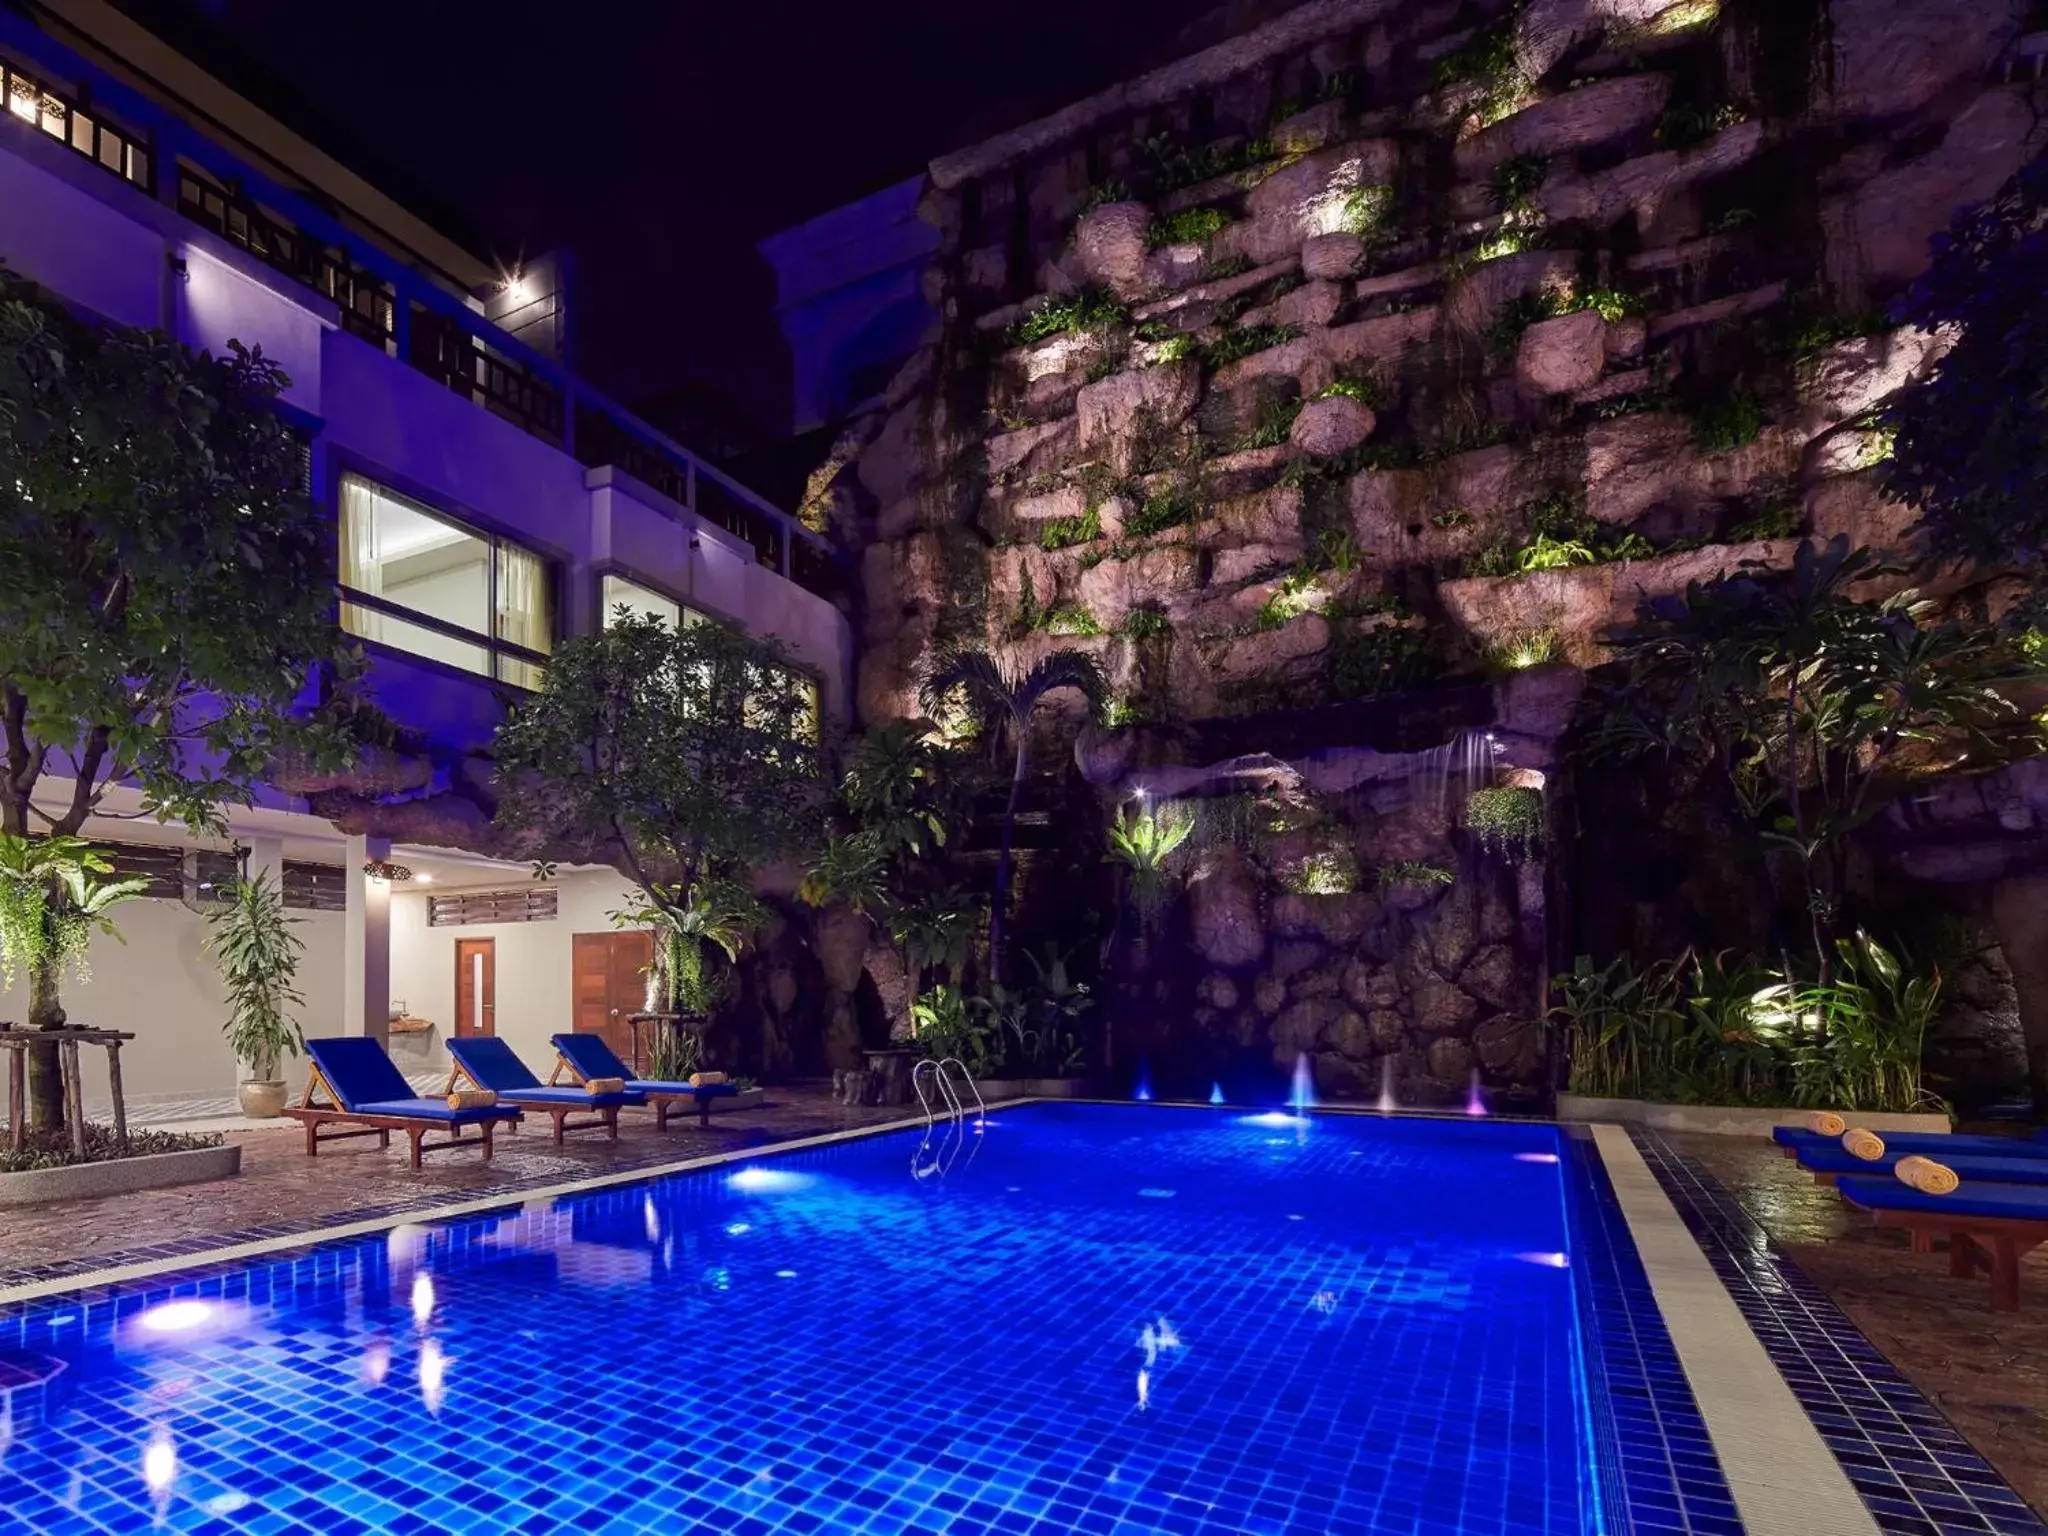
(114, 0), (1236, 435)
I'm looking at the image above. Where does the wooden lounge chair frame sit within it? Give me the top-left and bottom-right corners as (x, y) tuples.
(1853, 1206), (2048, 1311)
(548, 1055), (722, 1129)
(443, 1061), (618, 1145)
(283, 1063), (512, 1169)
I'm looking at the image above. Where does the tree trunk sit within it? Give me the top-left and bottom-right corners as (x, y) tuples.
(25, 949), (66, 1130)
(1989, 874), (2048, 1115)
(990, 740), (1027, 986)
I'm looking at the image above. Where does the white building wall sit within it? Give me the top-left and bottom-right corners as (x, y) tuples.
(386, 868), (641, 1081)
(0, 900), (346, 1105)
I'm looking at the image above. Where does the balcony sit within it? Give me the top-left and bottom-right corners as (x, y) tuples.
(0, 14), (839, 603)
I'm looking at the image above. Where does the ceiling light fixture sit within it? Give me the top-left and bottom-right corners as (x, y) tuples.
(364, 859), (415, 883)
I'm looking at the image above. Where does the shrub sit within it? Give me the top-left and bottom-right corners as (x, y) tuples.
(1487, 629), (1561, 671)
(1282, 848), (1360, 895)
(1122, 608), (1171, 639)
(1465, 786), (1545, 859)
(1200, 323), (1302, 369)
(1333, 626), (1439, 698)
(1148, 206), (1229, 250)
(1691, 390), (1764, 450)
(1375, 860), (1454, 894)
(1126, 493), (1196, 538)
(1, 1123), (225, 1174)
(1040, 604), (1104, 637)
(1039, 507), (1102, 551)
(1010, 287), (1126, 346)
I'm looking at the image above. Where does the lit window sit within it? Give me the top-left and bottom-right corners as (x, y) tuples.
(600, 574), (704, 630)
(338, 473), (553, 686)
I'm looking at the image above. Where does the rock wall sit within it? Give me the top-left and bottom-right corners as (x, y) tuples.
(804, 0), (2045, 1101)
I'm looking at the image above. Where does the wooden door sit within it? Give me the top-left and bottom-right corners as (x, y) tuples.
(454, 938), (496, 1037)
(571, 931), (651, 1066)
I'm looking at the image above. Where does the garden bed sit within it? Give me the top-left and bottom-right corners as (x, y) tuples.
(1556, 1095), (1952, 1137)
(0, 1127), (239, 1207)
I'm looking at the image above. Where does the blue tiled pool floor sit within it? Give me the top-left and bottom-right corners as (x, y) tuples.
(1, 1106), (1617, 1535)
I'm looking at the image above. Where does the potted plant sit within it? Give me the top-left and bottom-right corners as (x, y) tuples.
(203, 870), (306, 1118)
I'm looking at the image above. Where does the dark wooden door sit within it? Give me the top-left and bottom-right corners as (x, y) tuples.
(571, 931), (651, 1066)
(454, 937), (496, 1037)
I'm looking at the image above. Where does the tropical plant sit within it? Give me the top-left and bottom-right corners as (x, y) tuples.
(890, 886), (982, 1002)
(1884, 145), (2048, 569)
(1551, 937), (1940, 1110)
(495, 610), (824, 928)
(798, 832), (890, 916)
(611, 876), (765, 1017)
(0, 834), (150, 1000)
(920, 648), (1107, 980)
(1585, 537), (2023, 972)
(1465, 787), (1545, 860)
(1018, 941), (1095, 1076)
(0, 266), (360, 1127)
(1106, 798), (1196, 922)
(910, 985), (996, 1074)
(202, 870), (306, 1080)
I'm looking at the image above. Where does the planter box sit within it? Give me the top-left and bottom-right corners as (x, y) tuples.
(980, 1078), (1090, 1102)
(1556, 1094), (1952, 1137)
(703, 1087), (766, 1115)
(0, 1143), (242, 1207)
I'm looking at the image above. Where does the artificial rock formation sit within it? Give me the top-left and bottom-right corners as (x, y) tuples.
(800, 0), (2045, 1102)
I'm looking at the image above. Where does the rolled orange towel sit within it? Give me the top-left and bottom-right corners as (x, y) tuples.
(1841, 1127), (1886, 1161)
(583, 1076), (626, 1096)
(689, 1071), (728, 1087)
(1804, 1111), (1847, 1137)
(445, 1088), (498, 1110)
(1894, 1155), (1960, 1195)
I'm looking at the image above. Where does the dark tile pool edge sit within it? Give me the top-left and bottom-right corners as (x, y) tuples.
(0, 1106), (943, 1304)
(1564, 1127), (1745, 1536)
(1630, 1127), (2047, 1536)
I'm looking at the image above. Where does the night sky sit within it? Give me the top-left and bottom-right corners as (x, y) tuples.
(113, 0), (1240, 436)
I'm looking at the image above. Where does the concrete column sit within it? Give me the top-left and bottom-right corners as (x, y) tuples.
(343, 834), (392, 1045)
(243, 835), (285, 894)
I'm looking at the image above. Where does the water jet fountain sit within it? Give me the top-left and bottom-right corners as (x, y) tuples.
(1465, 1070), (1488, 1117)
(1289, 1054), (1315, 1116)
(1209, 1083), (1225, 1105)
(1376, 1057), (1399, 1114)
(1134, 1060), (1154, 1102)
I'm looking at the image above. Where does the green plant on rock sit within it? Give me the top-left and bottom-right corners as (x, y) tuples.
(1151, 334), (1195, 364)
(1729, 501), (1803, 542)
(1122, 607), (1172, 639)
(1282, 848), (1359, 895)
(1106, 797), (1196, 923)
(1010, 287), (1127, 346)
(1488, 153), (1549, 213)
(1200, 323), (1301, 370)
(1079, 180), (1131, 214)
(1431, 14), (1527, 125)
(1127, 492), (1197, 538)
(1376, 860), (1455, 894)
(1041, 604), (1104, 637)
(1691, 389), (1765, 450)
(1465, 786), (1546, 860)
(203, 870), (306, 1081)
(1039, 506), (1102, 551)
(1148, 206), (1229, 250)
(1656, 100), (1746, 152)
(1336, 183), (1394, 241)
(1234, 396), (1304, 452)
(1487, 629), (1562, 671)
(1333, 626), (1440, 698)
(1315, 374), (1381, 405)
(1258, 566), (1329, 630)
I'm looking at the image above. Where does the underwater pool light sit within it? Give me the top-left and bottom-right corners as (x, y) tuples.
(1514, 1151), (1559, 1164)
(1517, 1251), (1569, 1268)
(726, 1166), (813, 1194)
(1242, 1111), (1300, 1129)
(136, 1300), (214, 1335)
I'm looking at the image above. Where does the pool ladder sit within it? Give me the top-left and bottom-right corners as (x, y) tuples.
(912, 1056), (986, 1130)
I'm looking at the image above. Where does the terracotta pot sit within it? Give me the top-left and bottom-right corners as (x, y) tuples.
(237, 1079), (288, 1119)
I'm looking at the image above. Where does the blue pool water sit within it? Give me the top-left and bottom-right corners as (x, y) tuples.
(1, 1105), (1614, 1535)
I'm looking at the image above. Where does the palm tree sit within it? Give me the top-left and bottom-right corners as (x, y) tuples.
(920, 648), (1106, 980)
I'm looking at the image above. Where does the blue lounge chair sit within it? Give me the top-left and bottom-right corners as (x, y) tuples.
(1837, 1175), (2048, 1311)
(1792, 1144), (2048, 1188)
(445, 1036), (636, 1145)
(289, 1037), (520, 1168)
(549, 1033), (740, 1130)
(1771, 1126), (2048, 1160)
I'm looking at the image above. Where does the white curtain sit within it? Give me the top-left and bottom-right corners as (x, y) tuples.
(495, 542), (551, 688)
(338, 474), (384, 643)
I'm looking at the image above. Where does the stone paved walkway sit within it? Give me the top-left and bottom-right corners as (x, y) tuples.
(1666, 1130), (2048, 1519)
(0, 1084), (912, 1291)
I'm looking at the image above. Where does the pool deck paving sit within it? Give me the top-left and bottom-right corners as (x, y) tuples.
(0, 1098), (2044, 1529)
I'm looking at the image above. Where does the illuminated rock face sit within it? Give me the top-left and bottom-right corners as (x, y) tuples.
(786, 0), (2040, 1105)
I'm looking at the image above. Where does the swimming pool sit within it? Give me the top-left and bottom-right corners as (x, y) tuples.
(0, 1104), (1666, 1534)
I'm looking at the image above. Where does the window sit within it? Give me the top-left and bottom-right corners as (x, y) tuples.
(338, 473), (553, 687)
(428, 888), (559, 927)
(601, 573), (700, 630)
